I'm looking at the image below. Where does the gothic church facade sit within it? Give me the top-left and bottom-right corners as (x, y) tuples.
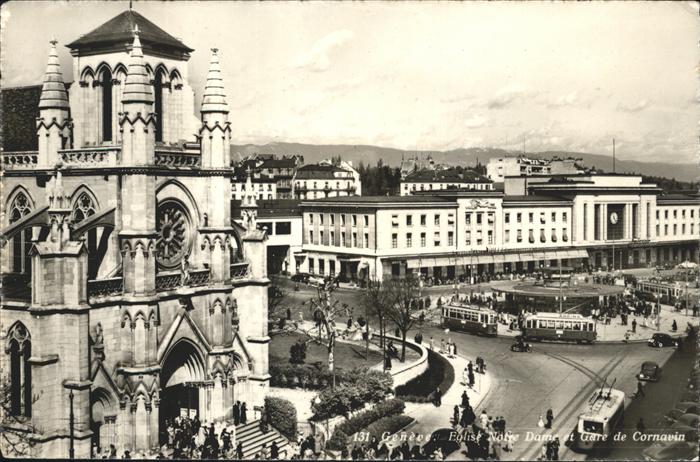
(1, 10), (269, 458)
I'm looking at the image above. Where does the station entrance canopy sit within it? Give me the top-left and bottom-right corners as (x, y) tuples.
(404, 249), (588, 269)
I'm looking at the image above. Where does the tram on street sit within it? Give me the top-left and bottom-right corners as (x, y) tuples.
(522, 312), (597, 343)
(441, 304), (498, 336)
(570, 386), (625, 452)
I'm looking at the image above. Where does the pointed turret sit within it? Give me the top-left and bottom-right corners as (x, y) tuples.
(121, 25), (153, 106)
(119, 25), (156, 166)
(199, 48), (231, 168)
(201, 48), (229, 115)
(39, 39), (70, 111)
(36, 39), (72, 167)
(240, 166), (258, 232)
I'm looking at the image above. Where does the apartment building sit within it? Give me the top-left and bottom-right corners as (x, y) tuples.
(293, 160), (362, 200)
(400, 167), (495, 196)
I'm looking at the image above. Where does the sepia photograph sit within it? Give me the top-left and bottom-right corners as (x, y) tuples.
(0, 0), (699, 460)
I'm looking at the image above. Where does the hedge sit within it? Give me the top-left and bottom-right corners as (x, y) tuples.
(310, 371), (394, 420)
(271, 364), (390, 390)
(363, 415), (414, 442)
(264, 397), (297, 439)
(326, 399), (405, 450)
(395, 350), (455, 401)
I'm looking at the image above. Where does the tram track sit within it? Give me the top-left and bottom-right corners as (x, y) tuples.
(517, 352), (627, 461)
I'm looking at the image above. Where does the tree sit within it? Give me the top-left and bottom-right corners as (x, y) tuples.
(302, 280), (353, 387)
(268, 284), (287, 319)
(385, 276), (421, 361)
(0, 374), (40, 458)
(363, 279), (393, 355)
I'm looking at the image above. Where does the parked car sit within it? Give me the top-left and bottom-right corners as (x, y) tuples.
(676, 413), (700, 428)
(637, 361), (662, 382)
(642, 441), (698, 461)
(648, 333), (678, 348)
(665, 403), (700, 423)
(670, 422), (698, 442)
(291, 272), (310, 283)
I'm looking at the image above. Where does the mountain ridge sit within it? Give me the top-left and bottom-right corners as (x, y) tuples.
(230, 143), (699, 182)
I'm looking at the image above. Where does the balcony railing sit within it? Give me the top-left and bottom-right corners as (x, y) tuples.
(60, 146), (120, 167)
(156, 268), (210, 292)
(156, 271), (181, 291)
(189, 269), (210, 286)
(154, 150), (201, 168)
(2, 151), (38, 169)
(87, 277), (124, 298)
(230, 262), (249, 280)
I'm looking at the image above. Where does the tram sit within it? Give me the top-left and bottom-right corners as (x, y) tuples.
(522, 312), (597, 343)
(570, 385), (625, 452)
(441, 304), (498, 336)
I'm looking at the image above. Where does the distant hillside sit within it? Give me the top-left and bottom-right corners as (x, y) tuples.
(230, 143), (699, 183)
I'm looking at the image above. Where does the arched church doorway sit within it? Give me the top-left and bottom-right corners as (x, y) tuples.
(159, 339), (205, 444)
(90, 388), (116, 451)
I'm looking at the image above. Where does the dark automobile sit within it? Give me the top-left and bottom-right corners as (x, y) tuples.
(637, 361), (662, 382)
(665, 402), (700, 424)
(647, 333), (677, 348)
(421, 428), (462, 458)
(669, 422), (698, 442)
(641, 441), (699, 461)
(676, 413), (700, 428)
(510, 336), (532, 352)
(291, 272), (310, 283)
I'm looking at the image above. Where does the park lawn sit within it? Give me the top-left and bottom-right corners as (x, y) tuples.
(270, 331), (383, 370)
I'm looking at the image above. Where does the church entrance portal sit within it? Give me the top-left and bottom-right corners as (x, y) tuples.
(159, 339), (206, 445)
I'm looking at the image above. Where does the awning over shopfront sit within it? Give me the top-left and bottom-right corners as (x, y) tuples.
(403, 248), (589, 269)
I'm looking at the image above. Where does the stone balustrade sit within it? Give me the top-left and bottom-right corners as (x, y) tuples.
(60, 146), (120, 167)
(154, 150), (201, 167)
(230, 262), (249, 280)
(87, 277), (124, 298)
(1, 151), (38, 169)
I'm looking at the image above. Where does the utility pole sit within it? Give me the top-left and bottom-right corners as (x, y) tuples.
(69, 389), (75, 459)
(613, 138), (616, 173)
(559, 259), (564, 314)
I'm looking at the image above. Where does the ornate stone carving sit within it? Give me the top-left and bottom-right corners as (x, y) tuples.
(156, 199), (192, 270)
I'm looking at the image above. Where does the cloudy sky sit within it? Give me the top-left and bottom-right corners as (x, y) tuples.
(2, 1), (698, 163)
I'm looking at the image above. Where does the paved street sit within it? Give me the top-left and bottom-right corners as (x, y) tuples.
(413, 324), (683, 461)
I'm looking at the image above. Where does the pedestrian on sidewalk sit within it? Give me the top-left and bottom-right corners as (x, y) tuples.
(545, 409), (554, 429)
(429, 336), (434, 351)
(624, 331), (630, 343)
(636, 380), (645, 397)
(461, 390), (470, 408)
(479, 410), (489, 429)
(672, 319), (678, 332)
(537, 415), (545, 429)
(632, 318), (637, 333)
(453, 405), (460, 426)
(468, 369), (475, 388)
(636, 418), (646, 434)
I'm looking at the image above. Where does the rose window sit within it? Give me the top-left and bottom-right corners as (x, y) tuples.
(156, 199), (192, 269)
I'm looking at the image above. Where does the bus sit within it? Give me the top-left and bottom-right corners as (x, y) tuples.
(523, 312), (597, 343)
(570, 386), (625, 452)
(441, 304), (498, 336)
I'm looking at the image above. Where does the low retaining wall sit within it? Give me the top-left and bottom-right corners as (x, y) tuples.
(381, 334), (429, 388)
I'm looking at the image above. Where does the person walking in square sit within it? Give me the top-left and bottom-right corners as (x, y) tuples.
(545, 409), (554, 429)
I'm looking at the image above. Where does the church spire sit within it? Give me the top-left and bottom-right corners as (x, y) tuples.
(122, 25), (153, 105)
(38, 38), (69, 110)
(200, 48), (229, 114)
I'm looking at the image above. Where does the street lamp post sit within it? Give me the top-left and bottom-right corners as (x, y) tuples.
(656, 293), (661, 331)
(69, 389), (75, 459)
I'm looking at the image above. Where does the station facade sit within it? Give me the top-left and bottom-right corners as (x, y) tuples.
(298, 174), (700, 282)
